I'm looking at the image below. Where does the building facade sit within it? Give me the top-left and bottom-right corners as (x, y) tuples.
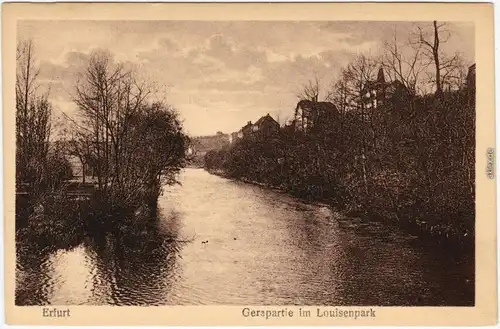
(229, 114), (280, 143)
(361, 67), (410, 110)
(293, 99), (338, 134)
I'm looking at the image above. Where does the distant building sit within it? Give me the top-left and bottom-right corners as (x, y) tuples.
(228, 128), (243, 144)
(282, 120), (296, 135)
(241, 121), (254, 137)
(252, 114), (280, 137)
(229, 114), (280, 143)
(293, 99), (338, 133)
(361, 67), (410, 110)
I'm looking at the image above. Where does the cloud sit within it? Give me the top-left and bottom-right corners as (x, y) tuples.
(19, 20), (474, 136)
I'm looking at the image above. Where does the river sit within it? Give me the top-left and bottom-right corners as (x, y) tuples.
(16, 168), (474, 306)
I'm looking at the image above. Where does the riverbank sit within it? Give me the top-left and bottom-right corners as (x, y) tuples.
(15, 168), (474, 306)
(205, 168), (474, 253)
(15, 186), (160, 249)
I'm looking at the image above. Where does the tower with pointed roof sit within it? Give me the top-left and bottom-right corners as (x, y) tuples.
(377, 67), (385, 84)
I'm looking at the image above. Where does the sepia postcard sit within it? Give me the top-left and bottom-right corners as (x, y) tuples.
(2, 2), (497, 326)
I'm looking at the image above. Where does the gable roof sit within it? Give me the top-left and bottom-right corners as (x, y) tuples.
(297, 100), (337, 112)
(255, 114), (278, 127)
(315, 101), (337, 113)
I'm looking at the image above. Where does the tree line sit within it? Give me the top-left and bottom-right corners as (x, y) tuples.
(205, 22), (475, 247)
(16, 40), (73, 195)
(16, 41), (190, 226)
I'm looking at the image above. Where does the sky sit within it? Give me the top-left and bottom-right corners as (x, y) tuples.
(18, 21), (474, 137)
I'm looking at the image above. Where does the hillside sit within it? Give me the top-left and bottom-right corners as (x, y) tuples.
(188, 132), (230, 167)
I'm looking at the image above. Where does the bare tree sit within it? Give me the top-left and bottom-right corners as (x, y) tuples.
(73, 50), (150, 193)
(273, 110), (284, 127)
(58, 115), (93, 184)
(412, 21), (465, 95)
(381, 26), (427, 95)
(297, 77), (321, 102)
(341, 54), (379, 195)
(16, 39), (53, 187)
(325, 77), (349, 115)
(73, 50), (188, 209)
(441, 55), (468, 91)
(16, 40), (40, 116)
(341, 54), (378, 112)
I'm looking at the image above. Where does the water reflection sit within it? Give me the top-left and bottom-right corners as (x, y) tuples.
(16, 208), (185, 306)
(82, 211), (183, 305)
(15, 168), (474, 306)
(16, 246), (54, 306)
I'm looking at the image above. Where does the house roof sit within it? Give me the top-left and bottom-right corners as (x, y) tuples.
(362, 76), (409, 96)
(297, 100), (337, 113)
(311, 101), (337, 114)
(255, 113), (278, 127)
(242, 121), (253, 129)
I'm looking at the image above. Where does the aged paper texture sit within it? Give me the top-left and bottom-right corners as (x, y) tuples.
(3, 2), (497, 326)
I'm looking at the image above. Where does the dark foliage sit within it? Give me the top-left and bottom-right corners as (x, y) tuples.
(205, 89), (475, 247)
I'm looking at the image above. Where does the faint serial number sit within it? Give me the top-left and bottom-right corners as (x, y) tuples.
(487, 148), (495, 179)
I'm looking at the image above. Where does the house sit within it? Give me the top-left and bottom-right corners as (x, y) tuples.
(282, 120), (296, 135)
(252, 114), (280, 137)
(241, 121), (254, 137)
(228, 122), (251, 144)
(293, 99), (338, 133)
(361, 67), (410, 110)
(229, 114), (280, 143)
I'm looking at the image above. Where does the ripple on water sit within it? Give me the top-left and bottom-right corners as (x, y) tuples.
(15, 169), (474, 306)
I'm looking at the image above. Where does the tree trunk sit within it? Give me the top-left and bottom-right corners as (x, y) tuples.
(81, 159), (86, 184)
(433, 21), (442, 96)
